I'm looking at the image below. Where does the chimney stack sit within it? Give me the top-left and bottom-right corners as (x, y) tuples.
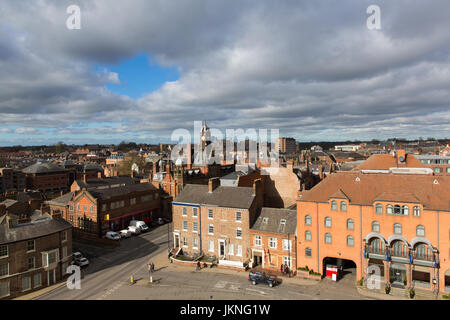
(252, 178), (262, 196)
(208, 177), (220, 193)
(83, 173), (87, 183)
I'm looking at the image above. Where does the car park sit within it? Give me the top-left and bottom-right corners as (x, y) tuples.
(105, 231), (121, 240)
(248, 271), (279, 287)
(72, 252), (89, 267)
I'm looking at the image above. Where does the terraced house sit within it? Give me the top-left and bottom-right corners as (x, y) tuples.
(0, 217), (72, 300)
(297, 170), (450, 294)
(172, 178), (263, 269)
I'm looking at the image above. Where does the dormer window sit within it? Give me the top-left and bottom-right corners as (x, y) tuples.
(262, 217), (269, 224)
(280, 219), (286, 225)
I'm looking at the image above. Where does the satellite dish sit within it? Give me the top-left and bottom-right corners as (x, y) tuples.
(398, 156), (405, 162)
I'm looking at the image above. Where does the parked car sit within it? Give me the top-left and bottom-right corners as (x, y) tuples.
(72, 252), (89, 267)
(105, 231), (120, 240)
(127, 225), (141, 235)
(129, 220), (149, 232)
(248, 271), (279, 288)
(156, 218), (165, 225)
(119, 229), (132, 238)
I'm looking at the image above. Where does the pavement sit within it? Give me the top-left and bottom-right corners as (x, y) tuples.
(22, 223), (382, 300)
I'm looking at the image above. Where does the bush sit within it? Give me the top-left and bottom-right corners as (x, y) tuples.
(442, 294), (450, 300)
(357, 278), (364, 286)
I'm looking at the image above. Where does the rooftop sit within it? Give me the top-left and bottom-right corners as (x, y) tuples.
(250, 208), (296, 235)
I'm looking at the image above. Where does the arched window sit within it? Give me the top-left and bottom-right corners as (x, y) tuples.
(305, 231), (312, 241)
(347, 236), (354, 247)
(324, 217), (332, 228)
(325, 233), (332, 244)
(305, 215), (312, 226)
(416, 225), (425, 237)
(401, 205), (409, 216)
(392, 240), (406, 257)
(331, 200), (337, 211)
(346, 218), (354, 230)
(413, 206), (421, 217)
(393, 223), (402, 235)
(394, 205), (401, 215)
(372, 221), (380, 233)
(375, 203), (383, 214)
(386, 205), (393, 214)
(305, 247), (312, 257)
(340, 201), (347, 211)
(370, 238), (381, 253)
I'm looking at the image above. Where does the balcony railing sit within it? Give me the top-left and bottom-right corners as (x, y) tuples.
(367, 247), (386, 255)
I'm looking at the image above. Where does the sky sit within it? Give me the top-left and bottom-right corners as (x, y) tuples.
(0, 0), (450, 146)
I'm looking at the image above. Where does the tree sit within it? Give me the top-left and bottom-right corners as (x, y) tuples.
(117, 152), (146, 175)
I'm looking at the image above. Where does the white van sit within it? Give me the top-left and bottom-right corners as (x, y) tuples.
(129, 220), (149, 232)
(105, 231), (120, 241)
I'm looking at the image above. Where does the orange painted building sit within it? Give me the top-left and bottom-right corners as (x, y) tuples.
(297, 171), (450, 294)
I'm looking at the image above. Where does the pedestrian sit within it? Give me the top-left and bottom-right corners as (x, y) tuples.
(280, 264), (284, 274)
(151, 262), (155, 273)
(196, 261), (201, 271)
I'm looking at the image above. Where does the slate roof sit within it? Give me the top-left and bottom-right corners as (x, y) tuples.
(174, 184), (256, 209)
(220, 171), (246, 181)
(250, 208), (296, 235)
(22, 161), (67, 174)
(75, 176), (138, 190)
(47, 192), (74, 206)
(0, 218), (72, 244)
(88, 183), (158, 200)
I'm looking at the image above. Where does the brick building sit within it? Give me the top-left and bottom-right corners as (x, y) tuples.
(0, 217), (72, 300)
(0, 168), (26, 195)
(48, 182), (160, 237)
(22, 162), (69, 193)
(172, 178), (263, 269)
(297, 171), (450, 294)
(249, 208), (297, 272)
(276, 137), (297, 155)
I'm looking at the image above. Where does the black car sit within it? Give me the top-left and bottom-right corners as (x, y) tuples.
(248, 271), (279, 287)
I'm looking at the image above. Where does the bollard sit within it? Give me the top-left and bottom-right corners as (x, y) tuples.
(149, 276), (153, 283)
(130, 276), (134, 284)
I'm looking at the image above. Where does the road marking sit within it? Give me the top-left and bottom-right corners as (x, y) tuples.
(245, 287), (267, 295)
(96, 281), (124, 300)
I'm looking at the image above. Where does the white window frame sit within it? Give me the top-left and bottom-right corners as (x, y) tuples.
(182, 221), (188, 232)
(193, 238), (198, 249)
(208, 240), (214, 252)
(182, 207), (187, 216)
(208, 209), (213, 219)
(236, 227), (242, 239)
(192, 221), (198, 233)
(283, 256), (291, 268)
(0, 281), (9, 298)
(228, 243), (234, 255)
(235, 211), (242, 222)
(269, 237), (277, 249)
(255, 235), (262, 247)
(283, 239), (291, 251)
(41, 249), (59, 268)
(0, 263), (9, 278)
(193, 207), (198, 217)
(182, 237), (188, 247)
(22, 276), (31, 292)
(27, 240), (35, 252)
(0, 245), (8, 258)
(236, 245), (242, 257)
(208, 224), (214, 235)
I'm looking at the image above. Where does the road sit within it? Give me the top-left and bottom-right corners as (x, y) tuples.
(36, 224), (374, 300)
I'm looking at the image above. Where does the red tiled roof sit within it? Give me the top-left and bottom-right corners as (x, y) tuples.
(356, 153), (426, 170)
(299, 172), (450, 211)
